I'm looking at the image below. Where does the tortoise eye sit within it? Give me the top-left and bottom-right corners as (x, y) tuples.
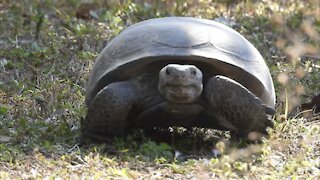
(165, 68), (170, 75)
(190, 69), (197, 76)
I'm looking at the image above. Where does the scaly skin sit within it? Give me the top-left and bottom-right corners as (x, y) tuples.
(205, 75), (273, 140)
(83, 81), (137, 140)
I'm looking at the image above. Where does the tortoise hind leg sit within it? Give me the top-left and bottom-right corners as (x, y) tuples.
(82, 81), (136, 141)
(205, 75), (274, 140)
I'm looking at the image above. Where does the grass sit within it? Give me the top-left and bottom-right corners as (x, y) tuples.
(0, 0), (319, 179)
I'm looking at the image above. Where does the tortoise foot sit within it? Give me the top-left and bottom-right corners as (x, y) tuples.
(82, 81), (136, 140)
(205, 75), (274, 140)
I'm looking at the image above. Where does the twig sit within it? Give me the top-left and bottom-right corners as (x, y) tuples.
(68, 143), (80, 153)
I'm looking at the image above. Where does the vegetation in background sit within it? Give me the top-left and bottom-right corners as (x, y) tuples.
(0, 0), (319, 178)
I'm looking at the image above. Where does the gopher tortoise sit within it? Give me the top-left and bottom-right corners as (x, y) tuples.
(83, 17), (276, 140)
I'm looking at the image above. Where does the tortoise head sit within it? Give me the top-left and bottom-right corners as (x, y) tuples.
(158, 64), (203, 104)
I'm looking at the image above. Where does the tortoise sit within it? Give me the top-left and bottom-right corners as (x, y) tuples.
(83, 17), (276, 141)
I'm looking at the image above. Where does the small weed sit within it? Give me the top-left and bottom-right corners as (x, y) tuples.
(138, 141), (173, 161)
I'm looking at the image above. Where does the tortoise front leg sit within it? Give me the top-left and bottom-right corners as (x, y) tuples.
(205, 75), (274, 140)
(82, 81), (136, 141)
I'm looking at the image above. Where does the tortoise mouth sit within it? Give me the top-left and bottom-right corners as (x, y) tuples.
(161, 85), (202, 103)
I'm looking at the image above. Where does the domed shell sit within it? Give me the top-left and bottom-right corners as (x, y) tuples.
(86, 17), (275, 108)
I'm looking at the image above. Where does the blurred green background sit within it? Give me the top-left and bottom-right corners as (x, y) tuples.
(0, 0), (319, 179)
